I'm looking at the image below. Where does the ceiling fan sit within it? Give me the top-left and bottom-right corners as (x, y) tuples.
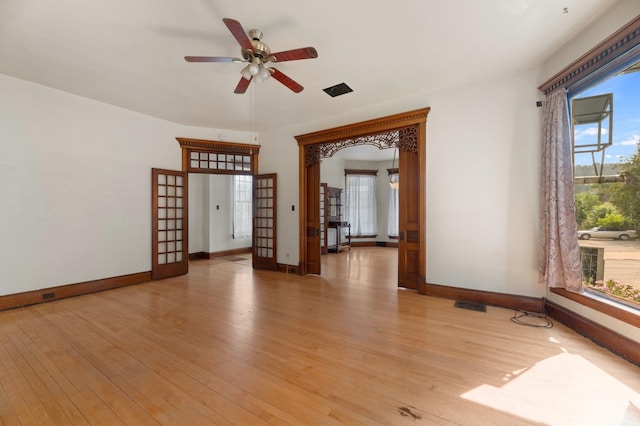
(185, 18), (318, 94)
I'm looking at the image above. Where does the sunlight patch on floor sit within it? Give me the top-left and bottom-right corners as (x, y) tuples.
(461, 353), (640, 425)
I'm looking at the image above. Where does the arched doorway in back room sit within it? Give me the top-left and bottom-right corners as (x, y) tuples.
(295, 108), (430, 291)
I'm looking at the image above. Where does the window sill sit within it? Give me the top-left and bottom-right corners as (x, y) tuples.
(550, 287), (640, 328)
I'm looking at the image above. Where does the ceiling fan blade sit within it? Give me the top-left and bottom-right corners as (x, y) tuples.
(270, 68), (304, 93)
(269, 47), (318, 62)
(234, 76), (252, 94)
(223, 18), (253, 51)
(184, 56), (243, 63)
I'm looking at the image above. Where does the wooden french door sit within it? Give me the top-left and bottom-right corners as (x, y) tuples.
(252, 173), (277, 271)
(151, 168), (189, 280)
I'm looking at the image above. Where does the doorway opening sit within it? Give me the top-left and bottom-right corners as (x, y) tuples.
(295, 108), (430, 291)
(167, 138), (276, 273)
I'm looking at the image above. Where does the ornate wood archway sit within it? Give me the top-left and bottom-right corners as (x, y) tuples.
(295, 108), (430, 290)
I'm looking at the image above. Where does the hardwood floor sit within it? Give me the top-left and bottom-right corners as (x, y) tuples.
(1, 247), (638, 425)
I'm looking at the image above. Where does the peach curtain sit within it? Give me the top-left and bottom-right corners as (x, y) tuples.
(538, 89), (583, 292)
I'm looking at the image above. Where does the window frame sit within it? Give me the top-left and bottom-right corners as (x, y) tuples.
(344, 169), (378, 237)
(539, 16), (640, 327)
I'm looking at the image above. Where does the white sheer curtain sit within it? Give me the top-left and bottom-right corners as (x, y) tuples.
(232, 175), (252, 239)
(538, 89), (582, 292)
(345, 174), (377, 236)
(387, 173), (399, 237)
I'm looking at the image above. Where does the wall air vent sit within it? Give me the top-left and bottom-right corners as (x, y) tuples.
(323, 82), (353, 97)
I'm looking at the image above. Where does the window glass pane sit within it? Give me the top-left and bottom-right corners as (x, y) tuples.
(233, 175), (253, 239)
(388, 173), (399, 237)
(345, 174), (378, 236)
(571, 60), (640, 309)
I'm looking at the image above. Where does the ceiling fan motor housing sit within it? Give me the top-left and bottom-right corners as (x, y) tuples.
(243, 29), (271, 62)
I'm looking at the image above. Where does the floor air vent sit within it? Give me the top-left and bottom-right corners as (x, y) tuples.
(454, 301), (487, 312)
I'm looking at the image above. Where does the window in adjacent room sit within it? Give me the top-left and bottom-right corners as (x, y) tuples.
(232, 175), (252, 239)
(344, 170), (377, 236)
(387, 170), (399, 238)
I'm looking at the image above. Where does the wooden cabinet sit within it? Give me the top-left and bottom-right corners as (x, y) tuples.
(320, 183), (328, 255)
(325, 186), (350, 252)
(328, 221), (351, 252)
(326, 187), (342, 222)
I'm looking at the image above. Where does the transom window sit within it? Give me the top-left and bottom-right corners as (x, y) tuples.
(176, 137), (260, 176)
(189, 151), (252, 173)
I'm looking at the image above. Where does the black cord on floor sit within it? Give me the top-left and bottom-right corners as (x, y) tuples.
(510, 309), (554, 328)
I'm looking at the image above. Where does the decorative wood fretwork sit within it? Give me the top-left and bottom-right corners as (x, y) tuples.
(176, 137), (261, 175)
(305, 144), (321, 167)
(297, 108), (429, 167)
(317, 131), (399, 160)
(398, 126), (418, 152)
(538, 15), (640, 94)
(303, 126), (419, 167)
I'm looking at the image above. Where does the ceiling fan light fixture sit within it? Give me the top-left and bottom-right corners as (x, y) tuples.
(240, 65), (253, 80)
(249, 58), (261, 75)
(258, 66), (270, 81)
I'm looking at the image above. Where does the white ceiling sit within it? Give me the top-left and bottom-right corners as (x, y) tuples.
(0, 0), (617, 133)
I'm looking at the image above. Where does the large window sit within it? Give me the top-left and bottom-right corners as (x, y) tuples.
(232, 175), (252, 239)
(570, 58), (640, 310)
(538, 16), (640, 328)
(345, 171), (377, 236)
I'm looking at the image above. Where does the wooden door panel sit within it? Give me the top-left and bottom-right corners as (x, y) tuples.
(398, 148), (421, 289)
(253, 173), (277, 271)
(152, 168), (188, 280)
(305, 161), (321, 274)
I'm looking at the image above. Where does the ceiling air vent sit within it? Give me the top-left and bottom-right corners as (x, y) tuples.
(323, 82), (353, 97)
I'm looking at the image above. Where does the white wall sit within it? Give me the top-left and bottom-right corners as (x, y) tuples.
(188, 173), (206, 253)
(320, 156), (345, 188)
(0, 74), (248, 295)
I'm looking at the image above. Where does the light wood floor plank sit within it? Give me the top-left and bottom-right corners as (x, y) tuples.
(0, 247), (638, 425)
